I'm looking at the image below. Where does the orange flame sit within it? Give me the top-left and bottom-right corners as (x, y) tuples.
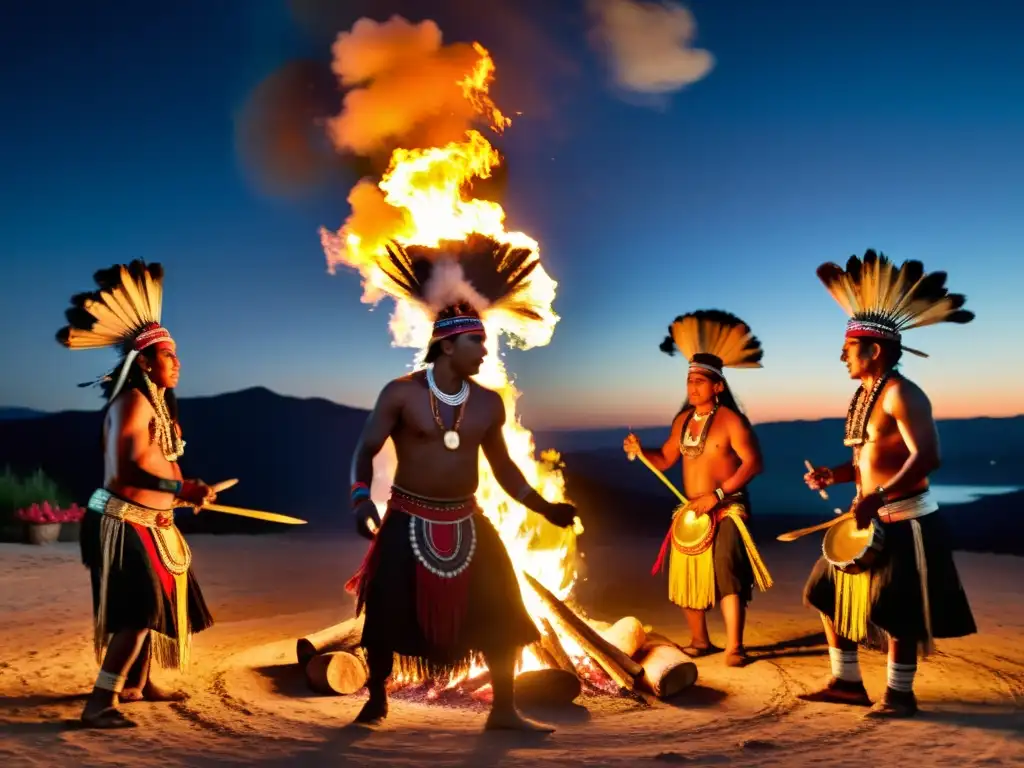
(321, 40), (583, 684)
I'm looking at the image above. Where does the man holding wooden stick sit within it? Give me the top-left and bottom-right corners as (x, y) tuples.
(799, 250), (977, 718)
(345, 237), (576, 731)
(56, 262), (217, 728)
(624, 310), (772, 668)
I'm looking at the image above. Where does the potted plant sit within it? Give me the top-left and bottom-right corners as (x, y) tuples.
(16, 501), (85, 545)
(0, 467), (75, 543)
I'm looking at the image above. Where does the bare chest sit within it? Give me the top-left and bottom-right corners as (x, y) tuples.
(680, 416), (731, 459)
(399, 391), (494, 448)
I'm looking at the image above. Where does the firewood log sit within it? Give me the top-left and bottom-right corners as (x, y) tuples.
(635, 642), (698, 699)
(527, 641), (558, 670)
(515, 668), (582, 707)
(304, 651), (368, 695)
(295, 615), (365, 665)
(598, 617), (647, 658)
(539, 618), (578, 675)
(523, 573), (641, 689)
(461, 670), (492, 693)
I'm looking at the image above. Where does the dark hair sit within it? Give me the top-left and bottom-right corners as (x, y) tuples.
(857, 337), (903, 371)
(424, 340), (444, 364)
(100, 347), (179, 422)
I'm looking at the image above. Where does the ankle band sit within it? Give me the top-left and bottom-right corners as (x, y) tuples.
(887, 661), (917, 693)
(95, 670), (126, 693)
(829, 647), (862, 683)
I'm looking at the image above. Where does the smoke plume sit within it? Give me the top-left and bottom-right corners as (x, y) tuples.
(326, 15), (495, 157)
(587, 0), (714, 95)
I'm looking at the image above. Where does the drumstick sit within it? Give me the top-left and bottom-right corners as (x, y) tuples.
(804, 460), (829, 500)
(627, 447), (689, 505)
(776, 511), (854, 542)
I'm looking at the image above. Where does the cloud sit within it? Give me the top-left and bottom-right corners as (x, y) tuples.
(587, 0), (714, 96)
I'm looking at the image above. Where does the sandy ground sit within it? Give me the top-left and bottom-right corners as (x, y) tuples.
(1, 530), (1021, 768)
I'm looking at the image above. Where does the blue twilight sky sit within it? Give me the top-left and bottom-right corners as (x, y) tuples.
(1, 0), (1022, 429)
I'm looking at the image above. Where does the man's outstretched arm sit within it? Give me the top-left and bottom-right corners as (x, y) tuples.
(481, 395), (575, 527)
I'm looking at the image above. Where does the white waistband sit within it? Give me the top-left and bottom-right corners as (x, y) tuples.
(878, 490), (938, 523)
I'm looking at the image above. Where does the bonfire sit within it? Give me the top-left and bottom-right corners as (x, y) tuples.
(298, 18), (696, 707)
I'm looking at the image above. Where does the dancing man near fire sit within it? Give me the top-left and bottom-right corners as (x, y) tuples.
(346, 235), (577, 732)
(624, 311), (773, 668)
(800, 250), (977, 717)
(57, 262), (216, 729)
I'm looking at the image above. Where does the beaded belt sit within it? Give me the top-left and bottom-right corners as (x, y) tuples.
(388, 487), (477, 580)
(87, 488), (191, 576)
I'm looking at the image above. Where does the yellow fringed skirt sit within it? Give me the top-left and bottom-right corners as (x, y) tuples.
(663, 503), (773, 611)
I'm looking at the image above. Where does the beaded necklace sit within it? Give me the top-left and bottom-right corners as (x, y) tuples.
(843, 372), (892, 448)
(143, 373), (186, 462)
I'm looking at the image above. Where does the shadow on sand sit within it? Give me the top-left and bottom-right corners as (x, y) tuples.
(252, 663), (312, 698)
(0, 691), (91, 735)
(915, 702), (1024, 734)
(747, 631), (829, 662)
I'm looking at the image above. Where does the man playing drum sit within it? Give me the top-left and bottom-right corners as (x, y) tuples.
(801, 250), (977, 718)
(624, 310), (772, 668)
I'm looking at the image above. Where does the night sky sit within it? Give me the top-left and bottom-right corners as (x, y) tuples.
(2, 0), (1022, 428)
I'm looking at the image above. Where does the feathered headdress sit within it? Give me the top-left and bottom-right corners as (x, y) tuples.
(660, 309), (764, 378)
(55, 261), (173, 401)
(817, 249), (975, 358)
(378, 233), (544, 344)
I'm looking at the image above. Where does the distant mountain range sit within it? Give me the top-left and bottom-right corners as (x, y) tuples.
(0, 407), (47, 420)
(0, 387), (1021, 552)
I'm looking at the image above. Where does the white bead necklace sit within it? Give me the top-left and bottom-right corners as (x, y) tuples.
(427, 367), (469, 407)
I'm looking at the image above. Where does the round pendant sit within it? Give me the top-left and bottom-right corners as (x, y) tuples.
(443, 430), (461, 450)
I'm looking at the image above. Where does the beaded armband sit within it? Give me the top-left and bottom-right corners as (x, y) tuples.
(714, 488), (726, 502)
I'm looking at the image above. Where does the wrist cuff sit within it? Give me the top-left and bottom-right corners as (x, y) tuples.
(159, 478), (183, 494)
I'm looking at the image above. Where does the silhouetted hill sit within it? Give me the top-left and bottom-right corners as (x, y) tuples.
(542, 416), (1024, 517)
(0, 389), (1021, 550)
(0, 387), (367, 535)
(0, 407), (47, 420)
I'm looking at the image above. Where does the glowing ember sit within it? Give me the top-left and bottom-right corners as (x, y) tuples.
(320, 28), (586, 692)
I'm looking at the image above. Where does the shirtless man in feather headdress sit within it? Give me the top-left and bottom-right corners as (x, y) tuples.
(56, 262), (216, 729)
(800, 250), (977, 718)
(345, 235), (577, 732)
(624, 310), (772, 668)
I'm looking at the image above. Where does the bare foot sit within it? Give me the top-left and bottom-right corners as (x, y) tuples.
(142, 681), (190, 702)
(119, 687), (144, 703)
(353, 696), (388, 726)
(725, 648), (750, 668)
(484, 707), (555, 733)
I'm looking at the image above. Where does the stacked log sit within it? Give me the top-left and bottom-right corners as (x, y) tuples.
(291, 579), (698, 703)
(295, 616), (367, 695)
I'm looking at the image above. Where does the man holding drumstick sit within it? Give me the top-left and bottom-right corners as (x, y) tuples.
(624, 310), (771, 668)
(800, 250), (977, 718)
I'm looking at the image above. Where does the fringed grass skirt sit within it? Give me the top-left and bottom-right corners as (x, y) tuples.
(353, 506), (539, 681)
(803, 511), (976, 655)
(81, 494), (213, 671)
(656, 507), (773, 611)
